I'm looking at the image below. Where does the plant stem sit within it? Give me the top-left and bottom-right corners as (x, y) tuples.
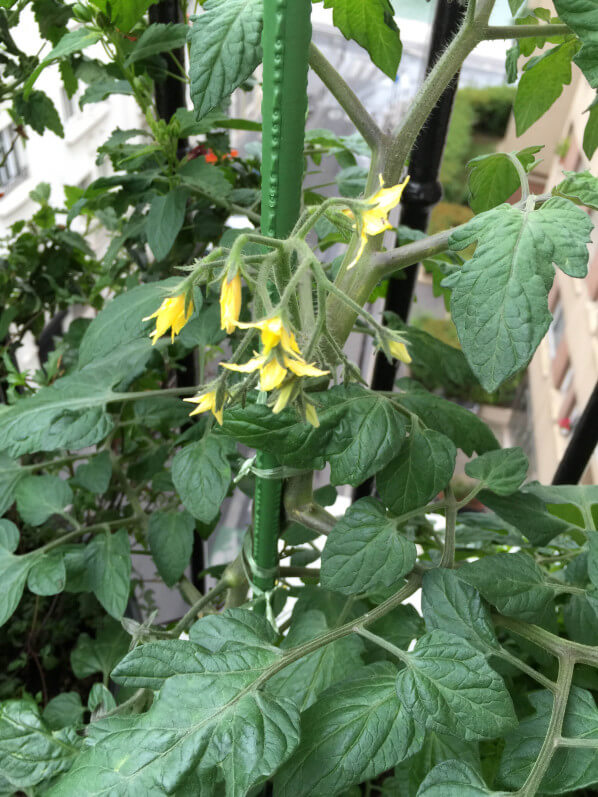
(495, 615), (598, 667)
(557, 737), (598, 749)
(492, 646), (557, 693)
(39, 516), (140, 554)
(388, 0), (494, 179)
(372, 228), (453, 278)
(507, 152), (530, 201)
(170, 580), (229, 636)
(354, 626), (410, 663)
(439, 486), (457, 568)
(484, 23), (571, 39)
(515, 655), (575, 797)
(308, 43), (383, 151)
(256, 574), (421, 684)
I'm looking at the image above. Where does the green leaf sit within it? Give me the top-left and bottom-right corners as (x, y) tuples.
(268, 608), (365, 710)
(87, 684), (116, 715)
(574, 42), (598, 87)
(125, 22), (189, 65)
(189, 0), (263, 119)
(0, 519), (19, 553)
(14, 90), (64, 137)
(377, 425), (456, 515)
(78, 277), (180, 367)
(0, 548), (33, 627)
(85, 528), (131, 620)
(223, 384), (408, 486)
(70, 618), (130, 680)
(24, 28), (102, 95)
(55, 625), (300, 796)
(27, 552), (66, 596)
(336, 164), (369, 196)
(43, 693), (84, 731)
(421, 569), (498, 653)
(172, 436), (231, 524)
(553, 169), (598, 210)
(553, 0), (598, 43)
(148, 510), (194, 587)
(0, 339), (156, 457)
(458, 552), (555, 622)
(274, 663), (424, 797)
(94, 0), (154, 31)
(499, 686), (598, 793)
(393, 731), (481, 797)
(178, 158), (233, 199)
(79, 79), (134, 107)
(467, 147), (543, 213)
(322, 0), (402, 79)
(72, 451), (112, 494)
(386, 315), (479, 396)
(514, 40), (580, 134)
(448, 197), (592, 391)
(395, 380), (499, 456)
(0, 454), (24, 517)
(396, 630), (517, 741)
(15, 475), (73, 526)
(477, 486), (577, 546)
(146, 188), (188, 261)
(563, 592), (598, 645)
(188, 607), (278, 651)
(0, 699), (80, 789)
(418, 761), (496, 796)
(588, 530), (598, 588)
(584, 96), (598, 158)
(321, 498), (417, 595)
(464, 447), (528, 495)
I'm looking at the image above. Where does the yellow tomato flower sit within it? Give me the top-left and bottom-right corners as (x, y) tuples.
(221, 316), (329, 394)
(235, 315), (300, 356)
(345, 175), (410, 269)
(183, 390), (223, 425)
(220, 272), (242, 334)
(143, 294), (193, 344)
(389, 340), (412, 364)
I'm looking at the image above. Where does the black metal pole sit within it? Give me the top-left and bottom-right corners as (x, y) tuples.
(552, 381), (598, 485)
(149, 1), (204, 586)
(354, 0), (463, 501)
(149, 0), (188, 156)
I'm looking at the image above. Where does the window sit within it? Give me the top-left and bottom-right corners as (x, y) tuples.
(0, 126), (27, 191)
(548, 301), (565, 358)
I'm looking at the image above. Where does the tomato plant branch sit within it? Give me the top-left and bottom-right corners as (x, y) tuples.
(514, 655), (575, 797)
(439, 485), (457, 568)
(484, 23), (571, 39)
(308, 42), (383, 151)
(491, 647), (557, 694)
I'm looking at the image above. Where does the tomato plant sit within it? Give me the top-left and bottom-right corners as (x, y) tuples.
(1, 0), (598, 795)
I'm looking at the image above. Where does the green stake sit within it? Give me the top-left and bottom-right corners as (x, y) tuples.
(252, 0), (312, 593)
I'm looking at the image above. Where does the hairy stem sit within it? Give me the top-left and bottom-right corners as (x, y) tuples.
(308, 43), (383, 151)
(170, 580), (229, 636)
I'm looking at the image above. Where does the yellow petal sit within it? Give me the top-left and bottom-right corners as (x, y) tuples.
(346, 231), (368, 270)
(284, 356), (329, 378)
(184, 390), (224, 425)
(143, 294), (193, 345)
(220, 355), (265, 373)
(305, 403), (320, 428)
(389, 340), (412, 363)
(220, 273), (242, 334)
(272, 382), (294, 414)
(259, 357), (287, 391)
